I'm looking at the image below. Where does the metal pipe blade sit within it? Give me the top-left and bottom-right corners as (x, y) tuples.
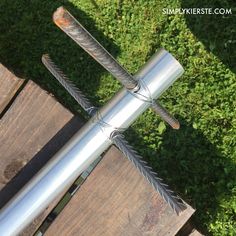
(0, 45), (184, 236)
(42, 55), (184, 213)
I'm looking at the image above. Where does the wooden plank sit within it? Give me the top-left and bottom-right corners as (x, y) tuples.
(0, 79), (83, 235)
(176, 221), (203, 236)
(46, 146), (194, 236)
(189, 229), (203, 236)
(0, 64), (24, 114)
(0, 64), (195, 235)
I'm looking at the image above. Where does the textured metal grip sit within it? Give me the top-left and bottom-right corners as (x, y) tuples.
(152, 102), (180, 129)
(42, 54), (97, 116)
(53, 7), (137, 90)
(111, 131), (186, 215)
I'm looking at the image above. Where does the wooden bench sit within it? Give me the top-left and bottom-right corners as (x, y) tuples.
(0, 64), (200, 235)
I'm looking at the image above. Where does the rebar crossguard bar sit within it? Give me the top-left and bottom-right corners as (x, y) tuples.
(0, 7), (186, 236)
(42, 55), (186, 215)
(53, 7), (180, 130)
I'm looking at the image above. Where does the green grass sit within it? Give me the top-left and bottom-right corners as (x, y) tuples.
(0, 0), (235, 235)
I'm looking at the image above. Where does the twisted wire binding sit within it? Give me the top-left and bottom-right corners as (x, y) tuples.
(111, 131), (187, 215)
(42, 54), (97, 116)
(42, 53), (186, 215)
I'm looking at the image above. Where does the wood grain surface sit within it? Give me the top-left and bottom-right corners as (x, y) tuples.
(0, 64), (24, 114)
(46, 146), (194, 236)
(0, 65), (195, 236)
(0, 76), (83, 235)
(189, 230), (203, 236)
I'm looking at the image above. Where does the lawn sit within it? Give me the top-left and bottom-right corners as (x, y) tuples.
(0, 0), (235, 235)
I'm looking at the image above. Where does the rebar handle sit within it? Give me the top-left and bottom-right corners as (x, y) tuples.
(53, 6), (180, 129)
(152, 102), (180, 129)
(53, 6), (137, 90)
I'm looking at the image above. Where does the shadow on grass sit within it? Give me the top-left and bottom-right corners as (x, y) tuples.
(181, 0), (236, 73)
(0, 0), (235, 234)
(127, 117), (236, 235)
(0, 0), (120, 112)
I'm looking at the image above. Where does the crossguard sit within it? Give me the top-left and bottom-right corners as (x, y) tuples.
(53, 6), (181, 129)
(42, 54), (186, 214)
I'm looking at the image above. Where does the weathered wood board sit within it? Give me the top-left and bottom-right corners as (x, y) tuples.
(0, 75), (83, 235)
(189, 229), (203, 236)
(0, 64), (24, 114)
(0, 81), (76, 192)
(46, 146), (194, 236)
(0, 65), (196, 235)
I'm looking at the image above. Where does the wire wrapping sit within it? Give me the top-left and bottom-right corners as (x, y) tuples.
(42, 54), (186, 214)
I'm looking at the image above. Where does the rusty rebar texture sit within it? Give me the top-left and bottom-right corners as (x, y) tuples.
(152, 102), (180, 129)
(42, 54), (97, 116)
(42, 56), (186, 214)
(53, 6), (180, 129)
(53, 6), (137, 90)
(111, 131), (187, 215)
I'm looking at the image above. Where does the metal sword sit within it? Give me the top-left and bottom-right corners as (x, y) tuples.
(42, 54), (186, 214)
(0, 9), (186, 235)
